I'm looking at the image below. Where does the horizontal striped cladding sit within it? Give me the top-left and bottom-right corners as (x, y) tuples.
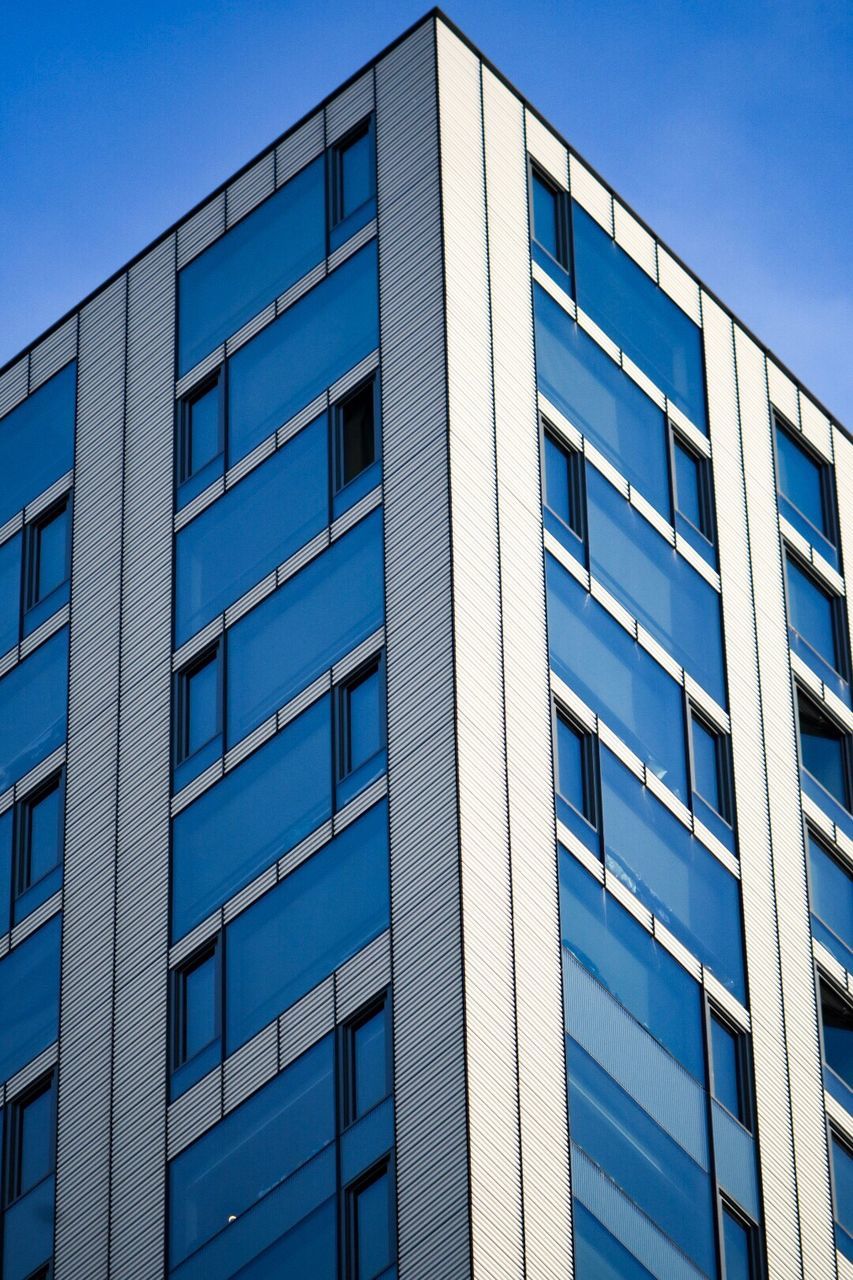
(109, 235), (176, 1279)
(835, 431), (853, 746)
(0, 355), (28, 417)
(376, 17), (471, 1280)
(437, 24), (523, 1280)
(176, 192), (225, 268)
(702, 293), (802, 1278)
(226, 150), (274, 228)
(54, 274), (127, 1280)
(482, 59), (574, 1278)
(734, 325), (835, 1280)
(276, 111), (324, 187)
(326, 67), (375, 144)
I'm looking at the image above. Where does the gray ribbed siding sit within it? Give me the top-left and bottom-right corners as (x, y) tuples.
(376, 17), (472, 1279)
(109, 234), (176, 1278)
(54, 276), (127, 1280)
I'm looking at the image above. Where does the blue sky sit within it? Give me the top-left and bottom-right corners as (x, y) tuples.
(1, 0), (850, 421)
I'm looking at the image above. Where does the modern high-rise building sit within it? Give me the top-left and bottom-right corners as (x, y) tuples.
(0, 9), (850, 1279)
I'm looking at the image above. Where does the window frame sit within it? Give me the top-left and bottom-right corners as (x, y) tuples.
(330, 117), (376, 232)
(670, 425), (716, 546)
(176, 369), (226, 491)
(772, 409), (839, 551)
(527, 159), (572, 277)
(336, 653), (386, 785)
(688, 704), (734, 827)
(541, 421), (586, 546)
(22, 494), (72, 617)
(2, 1070), (56, 1208)
(719, 1194), (764, 1280)
(706, 1000), (754, 1132)
(553, 704), (599, 831)
(795, 684), (853, 814)
(344, 1155), (395, 1280)
(782, 546), (849, 685)
(333, 375), (379, 496)
(170, 936), (223, 1076)
(173, 641), (224, 770)
(13, 770), (64, 909)
(829, 1124), (853, 1259)
(340, 991), (392, 1131)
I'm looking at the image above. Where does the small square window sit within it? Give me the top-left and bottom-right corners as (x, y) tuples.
(172, 940), (221, 1073)
(4, 1073), (55, 1206)
(335, 380), (377, 493)
(543, 429), (584, 544)
(673, 435), (714, 543)
(24, 498), (71, 615)
(722, 1203), (761, 1280)
(178, 374), (224, 492)
(15, 773), (63, 908)
(797, 688), (851, 813)
(175, 644), (222, 768)
(332, 120), (375, 228)
(774, 415), (838, 554)
(529, 164), (569, 274)
(347, 1161), (393, 1280)
(689, 710), (732, 824)
(709, 1008), (750, 1127)
(344, 996), (391, 1127)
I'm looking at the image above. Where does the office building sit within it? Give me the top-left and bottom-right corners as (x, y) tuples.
(0, 10), (850, 1278)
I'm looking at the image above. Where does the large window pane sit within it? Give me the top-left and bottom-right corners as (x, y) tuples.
(171, 696), (332, 939)
(808, 832), (853, 971)
(226, 801), (389, 1051)
(573, 203), (707, 431)
(572, 1202), (656, 1280)
(798, 690), (850, 812)
(169, 1036), (335, 1267)
(600, 747), (745, 1000)
(587, 467), (725, 704)
(0, 915), (61, 1084)
(833, 1135), (853, 1260)
(228, 241), (378, 465)
(546, 554), (687, 801)
(0, 532), (22, 655)
(178, 157), (325, 375)
(775, 421), (835, 545)
(227, 510), (384, 745)
(0, 362), (76, 525)
(533, 286), (670, 514)
(786, 553), (845, 686)
(0, 627), (68, 792)
(175, 418), (328, 644)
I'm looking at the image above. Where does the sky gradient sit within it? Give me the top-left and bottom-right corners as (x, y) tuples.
(1, 0), (850, 421)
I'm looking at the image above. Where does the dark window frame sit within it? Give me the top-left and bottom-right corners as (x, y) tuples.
(329, 117), (376, 231)
(340, 991), (392, 1131)
(541, 422), (586, 545)
(553, 704), (600, 830)
(795, 684), (853, 813)
(719, 1194), (764, 1280)
(333, 375), (379, 495)
(782, 546), (849, 684)
(336, 653), (386, 784)
(173, 641), (224, 769)
(22, 495), (72, 616)
(176, 369), (226, 489)
(13, 770), (64, 905)
(705, 999), (754, 1132)
(829, 1124), (853, 1254)
(669, 425), (716, 545)
(772, 409), (839, 551)
(688, 704), (734, 826)
(527, 159), (572, 276)
(344, 1155), (395, 1280)
(170, 936), (223, 1074)
(2, 1070), (56, 1208)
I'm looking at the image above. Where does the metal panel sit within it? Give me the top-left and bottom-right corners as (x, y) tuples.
(483, 62), (574, 1278)
(29, 318), (77, 391)
(109, 235), (176, 1279)
(733, 322), (835, 1280)
(766, 359), (800, 429)
(176, 192), (226, 268)
(279, 976), (335, 1070)
(226, 150), (275, 228)
(702, 290), (803, 1280)
(335, 930), (392, 1022)
(276, 112), (324, 188)
(0, 355), (28, 418)
(568, 154), (612, 232)
(376, 17), (472, 1278)
(437, 28), (524, 1279)
(800, 393), (833, 462)
(524, 109), (567, 189)
(657, 244), (702, 324)
(326, 67), (375, 144)
(223, 1022), (278, 1113)
(54, 275), (127, 1280)
(613, 202), (657, 279)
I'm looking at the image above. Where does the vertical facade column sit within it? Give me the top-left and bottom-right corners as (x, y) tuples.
(482, 62), (574, 1279)
(110, 235), (176, 1278)
(55, 276), (127, 1280)
(375, 19), (472, 1278)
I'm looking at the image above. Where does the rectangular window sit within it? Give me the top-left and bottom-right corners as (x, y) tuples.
(785, 551), (848, 699)
(0, 627), (68, 793)
(171, 939), (222, 1099)
(709, 1009), (750, 1127)
(174, 643), (223, 791)
(808, 830), (853, 972)
(673, 432), (715, 563)
(542, 428), (585, 552)
(554, 709), (598, 853)
(177, 373), (224, 506)
(0, 361), (76, 527)
(0, 915), (61, 1085)
(23, 495), (71, 633)
(529, 163), (571, 289)
(722, 1204), (761, 1280)
(4, 1073), (55, 1205)
(0, 532), (22, 658)
(346, 1161), (394, 1280)
(336, 656), (386, 809)
(774, 417), (838, 564)
(797, 688), (851, 820)
(344, 995), (391, 1128)
(333, 377), (379, 514)
(330, 118), (376, 250)
(832, 1131), (853, 1262)
(690, 708), (734, 839)
(820, 976), (853, 1113)
(14, 771), (64, 925)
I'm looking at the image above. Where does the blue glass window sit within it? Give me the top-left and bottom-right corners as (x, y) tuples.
(690, 710), (733, 825)
(174, 644), (222, 789)
(23, 496), (71, 634)
(171, 940), (221, 1098)
(546, 554), (688, 801)
(178, 156), (326, 376)
(775, 418), (837, 561)
(797, 689), (851, 816)
(542, 430), (584, 552)
(0, 533), (22, 657)
(349, 1163), (393, 1280)
(560, 851), (704, 1079)
(600, 747), (745, 1000)
(573, 203), (707, 431)
(227, 509), (384, 746)
(5, 1073), (54, 1203)
(0, 809), (11, 938)
(175, 417), (328, 645)
(533, 285), (670, 515)
(0, 627), (68, 793)
(171, 695), (332, 939)
(347, 998), (390, 1125)
(0, 362), (76, 526)
(228, 241), (378, 466)
(820, 978), (853, 1111)
(530, 165), (571, 289)
(337, 658), (386, 808)
(808, 831), (853, 972)
(0, 915), (60, 1084)
(710, 1011), (748, 1125)
(572, 1202), (657, 1280)
(832, 1133), (853, 1262)
(177, 374), (223, 506)
(587, 467), (726, 704)
(14, 772), (64, 925)
(330, 120), (376, 250)
(723, 1207), (759, 1280)
(673, 438), (710, 533)
(226, 800), (389, 1051)
(169, 1036), (335, 1269)
(334, 378), (380, 513)
(786, 552), (847, 696)
(555, 714), (587, 817)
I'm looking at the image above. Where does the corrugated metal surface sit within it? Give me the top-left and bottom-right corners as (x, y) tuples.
(766, 359), (800, 430)
(54, 275), (127, 1280)
(482, 60), (574, 1278)
(176, 193), (226, 269)
(335, 929), (391, 1022)
(326, 67), (375, 144)
(109, 235), (176, 1280)
(437, 27), (524, 1279)
(29, 318), (77, 391)
(613, 202), (657, 280)
(224, 1022), (278, 1113)
(0, 355), (28, 418)
(524, 109), (567, 189)
(656, 244), (701, 325)
(567, 154), (613, 232)
(702, 291), (803, 1279)
(275, 112), (324, 188)
(733, 322), (836, 1279)
(376, 17), (472, 1278)
(226, 150), (275, 228)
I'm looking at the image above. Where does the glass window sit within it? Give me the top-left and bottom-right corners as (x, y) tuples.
(177, 156), (326, 376)
(226, 509), (384, 747)
(555, 712), (597, 837)
(175, 416), (328, 645)
(228, 239), (378, 466)
(710, 1011), (748, 1126)
(15, 773), (63, 908)
(808, 831), (853, 972)
(175, 645), (221, 765)
(0, 809), (11, 938)
(24, 497), (71, 614)
(177, 375), (223, 501)
(339, 661), (383, 777)
(797, 689), (850, 813)
(820, 978), (853, 1099)
(0, 532), (22, 657)
(348, 1163), (393, 1280)
(533, 285), (671, 516)
(225, 800), (389, 1052)
(674, 436), (714, 541)
(531, 168), (561, 263)
(573, 1201), (660, 1280)
(333, 121), (374, 225)
(543, 430), (584, 547)
(722, 1205), (759, 1280)
(832, 1132), (853, 1261)
(572, 202), (708, 432)
(346, 998), (390, 1126)
(174, 942), (220, 1069)
(4, 1074), (54, 1204)
(690, 710), (732, 823)
(0, 915), (61, 1084)
(775, 418), (836, 549)
(334, 380), (377, 492)
(0, 627), (68, 793)
(0, 362), (76, 526)
(786, 552), (846, 683)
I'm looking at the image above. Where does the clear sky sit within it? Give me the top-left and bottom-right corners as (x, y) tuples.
(1, 0), (850, 421)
